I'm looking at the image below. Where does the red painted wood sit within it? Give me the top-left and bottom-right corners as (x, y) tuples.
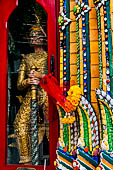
(0, 0), (58, 170)
(56, 0), (60, 82)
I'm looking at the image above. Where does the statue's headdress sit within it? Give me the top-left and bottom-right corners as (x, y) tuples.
(29, 13), (47, 45)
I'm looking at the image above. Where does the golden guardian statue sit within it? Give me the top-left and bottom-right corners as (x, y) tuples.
(14, 16), (49, 165)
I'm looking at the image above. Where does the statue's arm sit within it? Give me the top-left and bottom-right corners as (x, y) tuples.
(17, 59), (29, 90)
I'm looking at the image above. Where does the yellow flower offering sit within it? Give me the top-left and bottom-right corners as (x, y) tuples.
(65, 85), (82, 111)
(61, 116), (75, 124)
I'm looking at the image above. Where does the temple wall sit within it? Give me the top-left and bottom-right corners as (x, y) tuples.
(70, 0), (77, 87)
(60, 0), (113, 117)
(57, 1), (113, 169)
(89, 1), (99, 116)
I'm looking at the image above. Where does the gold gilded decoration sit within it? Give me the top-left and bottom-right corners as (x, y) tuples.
(8, 142), (17, 148)
(31, 85), (37, 100)
(24, 51), (48, 74)
(16, 168), (36, 170)
(16, 96), (24, 103)
(14, 51), (49, 164)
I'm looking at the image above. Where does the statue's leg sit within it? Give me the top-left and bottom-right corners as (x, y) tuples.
(14, 98), (31, 164)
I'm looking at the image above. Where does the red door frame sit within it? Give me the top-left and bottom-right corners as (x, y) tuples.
(0, 0), (58, 170)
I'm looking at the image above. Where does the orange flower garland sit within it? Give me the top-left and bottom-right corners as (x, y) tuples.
(63, 85), (82, 112)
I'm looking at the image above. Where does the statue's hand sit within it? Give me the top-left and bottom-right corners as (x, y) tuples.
(27, 77), (40, 85)
(34, 71), (43, 79)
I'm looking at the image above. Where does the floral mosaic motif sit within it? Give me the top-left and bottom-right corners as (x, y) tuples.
(79, 96), (99, 153)
(56, 85), (82, 153)
(73, 0), (91, 21)
(56, 86), (100, 169)
(95, 89), (113, 116)
(93, 0), (108, 10)
(58, 11), (71, 31)
(96, 89), (113, 153)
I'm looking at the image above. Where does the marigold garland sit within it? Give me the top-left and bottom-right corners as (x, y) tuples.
(64, 85), (82, 112)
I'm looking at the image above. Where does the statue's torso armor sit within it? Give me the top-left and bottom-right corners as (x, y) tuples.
(14, 51), (48, 164)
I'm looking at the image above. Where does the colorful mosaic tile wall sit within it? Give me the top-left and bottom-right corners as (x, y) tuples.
(57, 0), (113, 169)
(59, 0), (113, 116)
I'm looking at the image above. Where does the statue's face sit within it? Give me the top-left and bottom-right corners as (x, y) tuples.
(30, 27), (47, 45)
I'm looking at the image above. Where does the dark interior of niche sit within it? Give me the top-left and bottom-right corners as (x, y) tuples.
(7, 0), (48, 164)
